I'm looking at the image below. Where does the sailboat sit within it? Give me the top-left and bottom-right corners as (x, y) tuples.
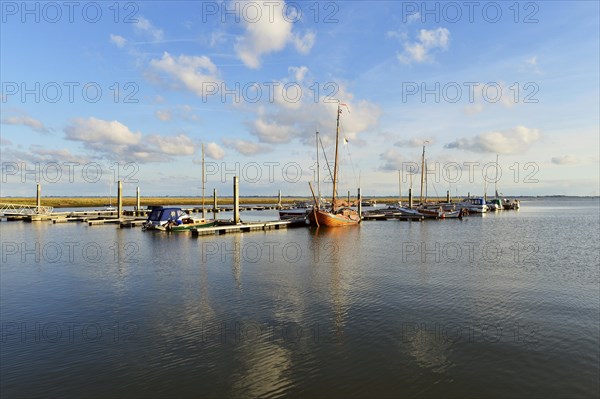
(308, 102), (361, 227)
(103, 177), (116, 211)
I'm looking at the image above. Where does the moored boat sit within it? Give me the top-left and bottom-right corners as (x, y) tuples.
(486, 198), (502, 211)
(308, 101), (360, 228)
(309, 206), (361, 226)
(502, 199), (521, 210)
(142, 206), (217, 231)
(443, 209), (464, 218)
(279, 207), (311, 220)
(455, 197), (488, 213)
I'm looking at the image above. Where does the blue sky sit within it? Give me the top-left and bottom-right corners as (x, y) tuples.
(1, 1), (599, 198)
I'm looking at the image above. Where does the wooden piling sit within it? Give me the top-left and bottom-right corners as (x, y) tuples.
(446, 190), (450, 203)
(233, 176), (240, 224)
(358, 188), (362, 222)
(36, 184), (41, 211)
(117, 180), (123, 217)
(213, 188), (218, 215)
(277, 190), (282, 210)
(408, 188), (413, 208)
(136, 186), (140, 211)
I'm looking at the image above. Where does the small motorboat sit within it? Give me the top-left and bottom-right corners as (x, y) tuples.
(142, 206), (216, 231)
(443, 209), (465, 219)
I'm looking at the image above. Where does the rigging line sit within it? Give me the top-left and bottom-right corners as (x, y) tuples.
(319, 136), (336, 197)
(428, 164), (441, 199)
(339, 121), (359, 189)
(344, 140), (359, 188)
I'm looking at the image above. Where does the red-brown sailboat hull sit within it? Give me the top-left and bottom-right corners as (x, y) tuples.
(309, 209), (360, 227)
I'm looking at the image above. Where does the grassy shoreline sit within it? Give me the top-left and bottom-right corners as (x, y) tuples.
(0, 196), (449, 208)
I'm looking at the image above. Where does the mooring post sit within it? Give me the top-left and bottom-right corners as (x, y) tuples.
(213, 188), (218, 216)
(408, 188), (413, 208)
(136, 186), (141, 212)
(233, 176), (240, 224)
(117, 180), (123, 217)
(446, 190), (450, 203)
(277, 190), (282, 210)
(358, 188), (362, 222)
(36, 183), (41, 212)
(347, 190), (350, 206)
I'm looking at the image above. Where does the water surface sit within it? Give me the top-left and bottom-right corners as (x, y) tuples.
(1, 198), (599, 398)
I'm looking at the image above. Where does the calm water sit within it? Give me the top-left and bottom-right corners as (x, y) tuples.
(1, 198), (599, 398)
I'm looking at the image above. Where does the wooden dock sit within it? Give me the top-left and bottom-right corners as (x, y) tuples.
(190, 219), (307, 236)
(361, 210), (424, 221)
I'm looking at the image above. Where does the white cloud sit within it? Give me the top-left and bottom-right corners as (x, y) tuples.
(65, 117), (142, 145)
(222, 138), (273, 155)
(397, 28), (450, 64)
(64, 117), (197, 163)
(205, 142), (225, 160)
(462, 82), (521, 115)
(444, 126), (541, 154)
(288, 66), (309, 82)
(419, 28), (450, 48)
(2, 145), (89, 165)
(294, 31), (316, 54)
(147, 134), (197, 155)
(387, 30), (408, 41)
(250, 118), (296, 144)
(149, 52), (220, 97)
(210, 31), (228, 47)
(109, 34), (127, 48)
(524, 56), (541, 73)
(155, 109), (172, 121)
(551, 155), (579, 165)
(2, 115), (48, 133)
(379, 148), (404, 171)
(134, 17), (164, 41)
(155, 105), (198, 122)
(234, 1), (315, 68)
(243, 78), (381, 146)
(464, 103), (485, 115)
(395, 137), (434, 148)
(407, 12), (421, 23)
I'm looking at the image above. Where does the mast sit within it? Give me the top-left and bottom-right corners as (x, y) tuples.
(398, 169), (402, 205)
(419, 142), (427, 205)
(201, 143), (206, 218)
(494, 154), (499, 198)
(484, 178), (488, 202)
(424, 161), (428, 203)
(332, 102), (342, 212)
(316, 131), (321, 204)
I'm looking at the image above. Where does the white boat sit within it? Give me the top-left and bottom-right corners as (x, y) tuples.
(456, 197), (488, 213)
(279, 207), (311, 220)
(486, 198), (502, 211)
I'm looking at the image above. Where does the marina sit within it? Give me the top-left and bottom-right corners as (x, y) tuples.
(1, 197), (598, 398)
(2, 1), (598, 397)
